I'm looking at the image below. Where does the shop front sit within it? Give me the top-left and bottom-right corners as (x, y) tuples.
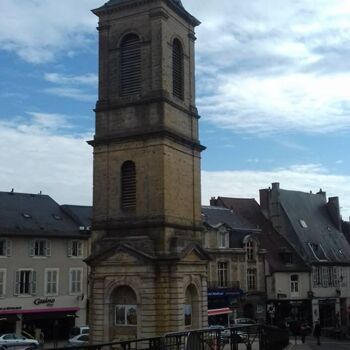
(0, 296), (86, 341)
(207, 287), (244, 325)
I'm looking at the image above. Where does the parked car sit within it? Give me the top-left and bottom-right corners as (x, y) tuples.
(68, 334), (89, 347)
(0, 334), (39, 348)
(231, 318), (257, 326)
(208, 325), (242, 343)
(69, 326), (89, 338)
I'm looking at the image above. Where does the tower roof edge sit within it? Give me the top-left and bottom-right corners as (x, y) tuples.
(92, 0), (200, 26)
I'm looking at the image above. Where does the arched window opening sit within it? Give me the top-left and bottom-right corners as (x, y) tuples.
(121, 161), (136, 209)
(172, 39), (184, 100)
(111, 286), (137, 326)
(246, 240), (255, 261)
(184, 284), (199, 328)
(120, 34), (141, 96)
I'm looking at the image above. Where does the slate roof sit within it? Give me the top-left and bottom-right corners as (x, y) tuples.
(61, 205), (92, 228)
(201, 205), (261, 249)
(278, 189), (350, 264)
(0, 191), (90, 238)
(211, 197), (309, 272)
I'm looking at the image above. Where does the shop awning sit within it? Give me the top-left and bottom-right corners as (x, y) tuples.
(0, 307), (79, 315)
(208, 308), (232, 316)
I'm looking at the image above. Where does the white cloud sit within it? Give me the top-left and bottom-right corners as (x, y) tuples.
(185, 0), (350, 134)
(202, 165), (350, 219)
(0, 113), (93, 205)
(44, 73), (98, 86)
(44, 87), (96, 102)
(0, 0), (102, 63)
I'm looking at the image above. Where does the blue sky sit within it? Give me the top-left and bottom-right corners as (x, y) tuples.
(0, 0), (350, 218)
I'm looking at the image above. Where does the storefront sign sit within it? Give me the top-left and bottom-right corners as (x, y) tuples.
(0, 306), (22, 311)
(33, 298), (55, 306)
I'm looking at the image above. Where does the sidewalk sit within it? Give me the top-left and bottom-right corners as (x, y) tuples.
(286, 339), (313, 350)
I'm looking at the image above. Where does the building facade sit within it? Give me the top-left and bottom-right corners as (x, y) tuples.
(202, 206), (266, 324)
(210, 197), (311, 327)
(260, 183), (350, 328)
(87, 0), (208, 342)
(0, 192), (90, 341)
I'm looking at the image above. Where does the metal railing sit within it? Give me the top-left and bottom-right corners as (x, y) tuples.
(43, 325), (288, 350)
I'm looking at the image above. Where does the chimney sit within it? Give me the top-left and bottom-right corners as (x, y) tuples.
(210, 197), (218, 206)
(327, 196), (341, 230)
(317, 188), (326, 198)
(259, 189), (269, 212)
(272, 182), (280, 191)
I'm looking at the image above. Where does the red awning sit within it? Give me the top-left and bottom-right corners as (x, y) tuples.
(0, 307), (79, 315)
(208, 308), (232, 316)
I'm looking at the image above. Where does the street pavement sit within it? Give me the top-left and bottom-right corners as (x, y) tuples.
(288, 337), (350, 350)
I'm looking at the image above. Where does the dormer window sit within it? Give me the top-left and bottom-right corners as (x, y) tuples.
(217, 230), (229, 248)
(22, 213), (32, 219)
(308, 242), (328, 261)
(246, 240), (255, 261)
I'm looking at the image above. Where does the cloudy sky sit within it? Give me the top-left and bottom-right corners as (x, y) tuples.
(0, 0), (349, 218)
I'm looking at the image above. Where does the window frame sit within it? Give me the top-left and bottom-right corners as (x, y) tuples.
(0, 239), (12, 257)
(15, 269), (36, 296)
(68, 240), (83, 258)
(0, 269), (6, 297)
(30, 239), (51, 258)
(45, 268), (59, 296)
(69, 268), (83, 295)
(247, 268), (257, 290)
(290, 274), (299, 297)
(246, 240), (255, 261)
(217, 261), (228, 287)
(114, 304), (137, 326)
(217, 230), (229, 249)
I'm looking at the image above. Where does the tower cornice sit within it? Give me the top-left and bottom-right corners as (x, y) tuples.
(88, 128), (206, 152)
(92, 0), (200, 27)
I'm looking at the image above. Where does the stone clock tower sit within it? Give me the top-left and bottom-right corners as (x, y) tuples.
(86, 0), (208, 342)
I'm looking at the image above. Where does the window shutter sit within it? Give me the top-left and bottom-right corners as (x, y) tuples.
(121, 161), (136, 209)
(120, 34), (141, 96)
(6, 240), (12, 256)
(78, 241), (83, 257)
(29, 240), (35, 256)
(67, 240), (72, 257)
(172, 39), (184, 100)
(0, 271), (4, 297)
(31, 271), (37, 295)
(45, 240), (51, 257)
(15, 271), (20, 295)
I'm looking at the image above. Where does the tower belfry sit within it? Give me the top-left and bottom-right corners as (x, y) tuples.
(87, 0), (208, 341)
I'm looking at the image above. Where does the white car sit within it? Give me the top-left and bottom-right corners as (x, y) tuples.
(0, 334), (39, 348)
(68, 334), (89, 347)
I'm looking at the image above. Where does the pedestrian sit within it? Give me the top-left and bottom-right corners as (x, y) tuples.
(313, 320), (322, 346)
(300, 321), (308, 344)
(39, 330), (45, 348)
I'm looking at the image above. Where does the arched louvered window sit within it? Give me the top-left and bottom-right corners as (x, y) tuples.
(121, 161), (136, 209)
(172, 39), (184, 100)
(120, 34), (141, 96)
